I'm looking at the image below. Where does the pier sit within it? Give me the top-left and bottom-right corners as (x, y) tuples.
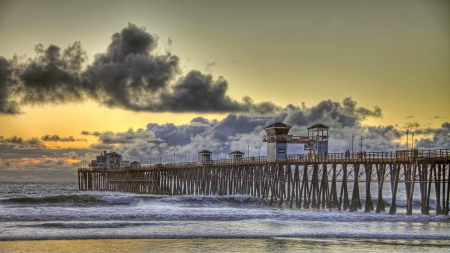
(78, 149), (450, 215)
(77, 123), (450, 215)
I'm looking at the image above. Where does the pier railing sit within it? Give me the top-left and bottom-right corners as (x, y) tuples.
(78, 149), (449, 172)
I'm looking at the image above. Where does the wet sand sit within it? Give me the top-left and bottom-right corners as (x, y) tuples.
(1, 238), (448, 253)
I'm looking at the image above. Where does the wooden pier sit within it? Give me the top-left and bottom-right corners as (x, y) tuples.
(78, 149), (450, 215)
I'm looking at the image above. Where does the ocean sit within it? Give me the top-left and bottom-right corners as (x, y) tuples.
(0, 182), (449, 252)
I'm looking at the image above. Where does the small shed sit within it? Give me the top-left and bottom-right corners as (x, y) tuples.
(229, 151), (244, 161)
(198, 150), (212, 165)
(130, 161), (141, 169)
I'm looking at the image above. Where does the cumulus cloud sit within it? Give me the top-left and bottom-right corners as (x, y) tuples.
(2, 100), (449, 182)
(415, 122), (450, 149)
(41, 135), (87, 142)
(0, 56), (21, 115)
(0, 23), (282, 115)
(18, 42), (87, 105)
(0, 136), (45, 148)
(281, 97), (382, 128)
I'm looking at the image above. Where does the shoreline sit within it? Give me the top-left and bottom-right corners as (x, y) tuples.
(2, 238), (450, 253)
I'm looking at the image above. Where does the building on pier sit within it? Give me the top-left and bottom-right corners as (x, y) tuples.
(229, 151), (244, 161)
(307, 123), (329, 155)
(263, 122), (329, 161)
(90, 151), (129, 170)
(198, 150), (212, 165)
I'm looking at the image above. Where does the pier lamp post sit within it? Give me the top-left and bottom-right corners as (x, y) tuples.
(360, 136), (363, 152)
(352, 133), (354, 154)
(185, 154), (186, 163)
(224, 147), (227, 159)
(248, 144), (250, 158)
(412, 132), (414, 149)
(317, 135), (320, 154)
(406, 129), (409, 150)
(259, 145), (261, 157)
(160, 155), (163, 164)
(189, 152), (190, 163)
(216, 150), (218, 161)
(150, 156), (152, 166)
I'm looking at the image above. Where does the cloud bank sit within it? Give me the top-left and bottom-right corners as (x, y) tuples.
(1, 97), (449, 182)
(0, 23), (281, 115)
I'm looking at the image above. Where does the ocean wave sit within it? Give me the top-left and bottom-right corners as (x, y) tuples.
(0, 204), (449, 223)
(142, 195), (269, 208)
(0, 194), (138, 207)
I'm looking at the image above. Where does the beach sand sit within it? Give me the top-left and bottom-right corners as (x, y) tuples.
(1, 238), (446, 253)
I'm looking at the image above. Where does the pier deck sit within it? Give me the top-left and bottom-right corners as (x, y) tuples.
(78, 149), (450, 215)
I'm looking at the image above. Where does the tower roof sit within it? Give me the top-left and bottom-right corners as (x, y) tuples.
(307, 123), (329, 131)
(264, 122), (292, 135)
(264, 122), (292, 129)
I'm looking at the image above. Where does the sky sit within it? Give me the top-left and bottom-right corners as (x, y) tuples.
(0, 0), (449, 182)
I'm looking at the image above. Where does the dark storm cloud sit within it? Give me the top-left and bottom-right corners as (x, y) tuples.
(147, 114), (271, 147)
(0, 23), (282, 115)
(282, 97), (382, 128)
(81, 130), (101, 136)
(41, 135), (87, 142)
(18, 42), (87, 105)
(145, 98), (384, 151)
(415, 122), (450, 149)
(81, 23), (180, 110)
(0, 56), (21, 115)
(0, 135), (44, 146)
(95, 128), (156, 144)
(157, 71), (281, 113)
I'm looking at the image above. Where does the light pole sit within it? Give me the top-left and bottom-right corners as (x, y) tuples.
(189, 152), (190, 163)
(412, 132), (414, 149)
(160, 155), (163, 164)
(216, 150), (218, 160)
(360, 136), (363, 152)
(185, 154), (186, 163)
(259, 145), (261, 157)
(352, 133), (354, 154)
(150, 156), (152, 166)
(317, 135), (320, 154)
(224, 147), (227, 159)
(406, 129), (409, 150)
(172, 155), (174, 163)
(247, 144), (250, 158)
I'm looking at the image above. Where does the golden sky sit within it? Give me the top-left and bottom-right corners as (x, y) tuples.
(0, 0), (449, 147)
(0, 0), (449, 182)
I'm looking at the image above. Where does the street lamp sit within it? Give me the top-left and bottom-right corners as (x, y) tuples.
(360, 136), (363, 152)
(224, 147), (227, 159)
(216, 150), (218, 160)
(185, 154), (186, 163)
(406, 129), (409, 150)
(160, 155), (163, 164)
(172, 155), (174, 163)
(412, 132), (414, 149)
(352, 133), (354, 154)
(188, 152), (190, 163)
(317, 135), (320, 154)
(259, 145), (261, 157)
(248, 144), (250, 158)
